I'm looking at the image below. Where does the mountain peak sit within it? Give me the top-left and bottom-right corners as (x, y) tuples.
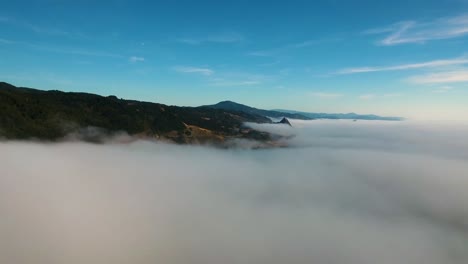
(213, 100), (251, 108)
(278, 117), (292, 126)
(0, 82), (16, 89)
(218, 100), (238, 104)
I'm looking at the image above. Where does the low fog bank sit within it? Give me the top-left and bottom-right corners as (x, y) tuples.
(1, 120), (468, 264)
(247, 119), (468, 160)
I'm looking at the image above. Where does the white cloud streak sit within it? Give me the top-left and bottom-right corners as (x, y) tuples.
(290, 37), (342, 48)
(337, 57), (468, 74)
(432, 86), (454, 93)
(207, 72), (270, 86)
(409, 70), (468, 84)
(49, 48), (123, 58)
(359, 94), (376, 100)
(309, 92), (344, 98)
(209, 80), (260, 87)
(383, 93), (403, 97)
(248, 37), (341, 57)
(177, 32), (244, 45)
(0, 38), (15, 44)
(247, 50), (274, 57)
(129, 56), (145, 63)
(174, 66), (214, 76)
(0, 37), (124, 59)
(0, 15), (86, 39)
(366, 14), (468, 46)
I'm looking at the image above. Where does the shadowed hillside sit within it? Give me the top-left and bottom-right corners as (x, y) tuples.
(0, 82), (272, 144)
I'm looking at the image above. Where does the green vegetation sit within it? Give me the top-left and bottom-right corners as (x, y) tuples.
(0, 82), (271, 143)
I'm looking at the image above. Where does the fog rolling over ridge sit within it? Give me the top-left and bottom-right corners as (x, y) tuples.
(1, 120), (468, 264)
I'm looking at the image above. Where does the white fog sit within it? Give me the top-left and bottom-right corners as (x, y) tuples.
(1, 120), (467, 264)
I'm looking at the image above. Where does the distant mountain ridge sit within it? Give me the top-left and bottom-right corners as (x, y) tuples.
(203, 100), (403, 121)
(202, 101), (312, 120)
(272, 109), (403, 121)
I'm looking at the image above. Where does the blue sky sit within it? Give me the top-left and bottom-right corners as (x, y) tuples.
(1, 0), (468, 120)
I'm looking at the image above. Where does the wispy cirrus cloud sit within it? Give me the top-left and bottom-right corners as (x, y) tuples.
(172, 66), (268, 87)
(337, 57), (468, 74)
(176, 32), (244, 45)
(173, 66), (214, 76)
(32, 44), (123, 58)
(207, 72), (272, 87)
(209, 79), (260, 87)
(0, 15), (86, 39)
(432, 86), (454, 93)
(129, 56), (145, 63)
(358, 93), (403, 100)
(408, 70), (468, 84)
(309, 92), (344, 98)
(258, 60), (281, 67)
(0, 38), (15, 44)
(0, 37), (124, 58)
(247, 50), (274, 57)
(366, 14), (468, 45)
(383, 93), (403, 97)
(248, 37), (341, 57)
(290, 37), (342, 48)
(359, 94), (376, 100)
(49, 48), (123, 58)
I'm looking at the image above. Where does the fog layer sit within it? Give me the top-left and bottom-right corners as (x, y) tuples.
(1, 120), (467, 264)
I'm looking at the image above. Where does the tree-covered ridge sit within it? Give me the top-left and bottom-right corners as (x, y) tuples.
(0, 82), (271, 144)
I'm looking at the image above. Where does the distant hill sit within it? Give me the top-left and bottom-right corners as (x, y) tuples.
(0, 82), (273, 145)
(0, 81), (403, 145)
(202, 101), (312, 120)
(203, 100), (403, 121)
(272, 109), (404, 121)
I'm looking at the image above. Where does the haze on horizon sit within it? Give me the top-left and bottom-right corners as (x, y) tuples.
(1, 1), (468, 120)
